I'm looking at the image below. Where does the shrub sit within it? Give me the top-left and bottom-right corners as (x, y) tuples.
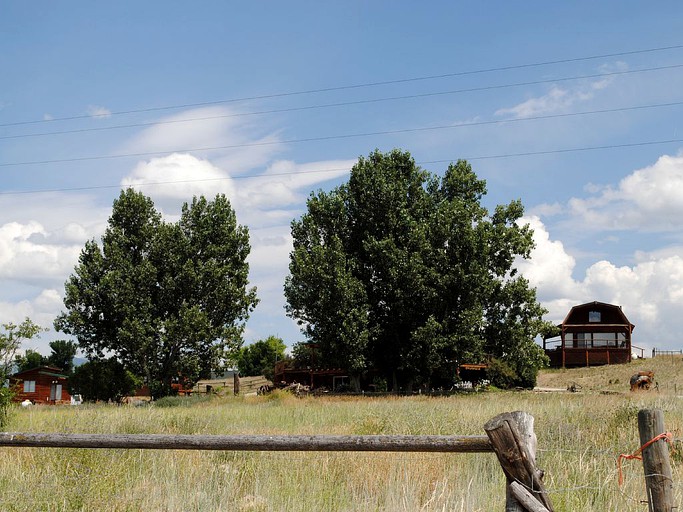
(0, 387), (13, 429)
(486, 358), (518, 389)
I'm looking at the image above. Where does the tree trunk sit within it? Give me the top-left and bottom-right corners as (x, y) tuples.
(350, 374), (361, 392)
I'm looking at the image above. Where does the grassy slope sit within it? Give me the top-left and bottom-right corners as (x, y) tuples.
(537, 355), (683, 394)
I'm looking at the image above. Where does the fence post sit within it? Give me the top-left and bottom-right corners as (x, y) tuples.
(638, 409), (674, 512)
(484, 411), (553, 512)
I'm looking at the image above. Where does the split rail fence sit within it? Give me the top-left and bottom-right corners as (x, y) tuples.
(0, 409), (675, 511)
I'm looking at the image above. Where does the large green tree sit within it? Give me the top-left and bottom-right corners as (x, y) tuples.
(285, 149), (549, 390)
(55, 189), (258, 397)
(46, 340), (78, 374)
(236, 335), (286, 381)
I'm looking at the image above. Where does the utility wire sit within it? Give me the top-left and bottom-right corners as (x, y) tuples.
(2, 138), (682, 197)
(2, 43), (682, 129)
(2, 64), (682, 141)
(3, 100), (683, 168)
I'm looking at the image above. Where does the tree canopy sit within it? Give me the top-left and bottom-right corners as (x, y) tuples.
(236, 335), (286, 381)
(46, 340), (78, 374)
(14, 340), (78, 374)
(55, 189), (258, 397)
(14, 349), (46, 373)
(284, 149), (550, 390)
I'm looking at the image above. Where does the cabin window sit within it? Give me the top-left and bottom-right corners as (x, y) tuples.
(572, 332), (620, 348)
(618, 333), (627, 347)
(589, 311), (601, 322)
(574, 333), (587, 348)
(23, 380), (36, 393)
(593, 333), (616, 347)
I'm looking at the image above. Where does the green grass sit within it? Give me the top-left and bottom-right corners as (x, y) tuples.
(1, 364), (683, 511)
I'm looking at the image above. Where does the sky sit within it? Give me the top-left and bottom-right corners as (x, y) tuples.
(2, 2), (683, 357)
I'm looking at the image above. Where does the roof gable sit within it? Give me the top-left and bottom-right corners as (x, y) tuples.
(562, 301), (634, 328)
(11, 365), (68, 379)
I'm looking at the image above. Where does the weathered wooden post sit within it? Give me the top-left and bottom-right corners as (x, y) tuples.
(484, 411), (553, 512)
(638, 409), (674, 512)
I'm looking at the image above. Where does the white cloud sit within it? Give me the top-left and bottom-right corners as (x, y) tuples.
(122, 106), (284, 172)
(0, 192), (109, 242)
(122, 152), (353, 227)
(495, 75), (615, 119)
(0, 221), (81, 284)
(122, 153), (235, 210)
(516, 216), (581, 300)
(241, 158), (353, 211)
(86, 105), (112, 119)
(0, 289), (66, 354)
(565, 153), (683, 232)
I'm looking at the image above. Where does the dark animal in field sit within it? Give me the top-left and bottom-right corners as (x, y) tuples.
(257, 385), (273, 396)
(630, 371), (655, 391)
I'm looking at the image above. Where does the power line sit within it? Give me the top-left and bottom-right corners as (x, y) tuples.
(2, 137), (682, 197)
(3, 100), (683, 168)
(2, 43), (682, 129)
(2, 64), (682, 141)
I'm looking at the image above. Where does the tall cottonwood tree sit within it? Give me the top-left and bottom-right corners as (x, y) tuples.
(55, 189), (258, 397)
(285, 149), (549, 390)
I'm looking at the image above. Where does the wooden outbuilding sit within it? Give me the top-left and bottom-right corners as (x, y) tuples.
(543, 301), (635, 368)
(273, 360), (350, 391)
(10, 366), (72, 405)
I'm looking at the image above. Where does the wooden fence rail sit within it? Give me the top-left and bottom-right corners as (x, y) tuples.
(0, 432), (492, 453)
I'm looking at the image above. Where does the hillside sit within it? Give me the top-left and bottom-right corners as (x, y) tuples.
(536, 354), (683, 394)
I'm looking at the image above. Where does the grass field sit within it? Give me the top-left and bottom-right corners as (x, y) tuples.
(1, 358), (683, 511)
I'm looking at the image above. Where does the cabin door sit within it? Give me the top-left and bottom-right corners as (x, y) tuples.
(50, 384), (62, 401)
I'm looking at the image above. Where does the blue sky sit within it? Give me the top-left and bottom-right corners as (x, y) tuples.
(2, 2), (683, 355)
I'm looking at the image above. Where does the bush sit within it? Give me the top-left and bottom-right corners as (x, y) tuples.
(0, 387), (13, 429)
(486, 358), (518, 389)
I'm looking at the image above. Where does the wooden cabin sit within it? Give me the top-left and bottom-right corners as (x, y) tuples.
(10, 366), (72, 405)
(543, 301), (635, 368)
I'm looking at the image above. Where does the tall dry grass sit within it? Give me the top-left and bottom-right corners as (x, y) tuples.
(1, 365), (683, 511)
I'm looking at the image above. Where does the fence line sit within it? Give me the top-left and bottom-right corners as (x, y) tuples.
(1, 410), (675, 512)
(651, 348), (683, 358)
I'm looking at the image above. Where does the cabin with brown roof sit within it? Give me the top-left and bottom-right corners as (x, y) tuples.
(543, 301), (635, 368)
(10, 366), (72, 405)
